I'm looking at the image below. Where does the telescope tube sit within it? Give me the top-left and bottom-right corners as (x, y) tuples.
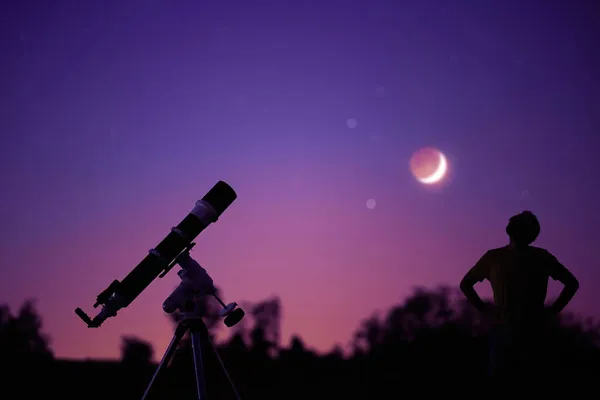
(75, 181), (237, 327)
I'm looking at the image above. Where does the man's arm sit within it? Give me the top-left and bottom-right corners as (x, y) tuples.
(460, 252), (491, 315)
(546, 252), (579, 315)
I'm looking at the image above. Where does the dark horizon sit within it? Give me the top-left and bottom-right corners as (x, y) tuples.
(5, 279), (598, 362)
(4, 286), (599, 398)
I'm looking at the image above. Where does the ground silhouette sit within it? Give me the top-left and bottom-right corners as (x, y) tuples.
(1, 286), (598, 399)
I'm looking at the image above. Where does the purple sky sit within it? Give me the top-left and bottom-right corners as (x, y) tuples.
(1, 1), (599, 360)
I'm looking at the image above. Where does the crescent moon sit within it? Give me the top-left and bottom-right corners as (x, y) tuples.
(418, 151), (447, 184)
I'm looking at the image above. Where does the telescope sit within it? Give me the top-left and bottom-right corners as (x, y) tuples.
(77, 180), (246, 399)
(75, 180), (238, 328)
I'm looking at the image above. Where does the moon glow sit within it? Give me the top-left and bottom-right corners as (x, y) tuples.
(409, 148), (448, 185)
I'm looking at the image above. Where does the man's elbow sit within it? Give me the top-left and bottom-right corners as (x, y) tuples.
(459, 278), (472, 293)
(567, 277), (580, 293)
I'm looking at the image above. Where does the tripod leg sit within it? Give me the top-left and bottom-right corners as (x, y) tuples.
(205, 335), (242, 400)
(141, 323), (187, 400)
(190, 330), (208, 400)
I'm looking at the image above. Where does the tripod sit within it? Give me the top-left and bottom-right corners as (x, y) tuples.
(141, 309), (242, 400)
(141, 246), (244, 400)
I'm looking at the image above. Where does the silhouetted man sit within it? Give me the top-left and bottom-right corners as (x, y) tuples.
(459, 211), (579, 377)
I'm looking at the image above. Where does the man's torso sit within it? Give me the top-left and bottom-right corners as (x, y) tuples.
(485, 246), (551, 329)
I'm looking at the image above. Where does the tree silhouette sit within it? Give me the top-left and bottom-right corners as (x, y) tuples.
(223, 331), (249, 359)
(353, 285), (496, 354)
(352, 313), (384, 355)
(289, 335), (306, 354)
(120, 336), (154, 366)
(0, 299), (53, 362)
(3, 282), (599, 398)
(249, 296), (281, 359)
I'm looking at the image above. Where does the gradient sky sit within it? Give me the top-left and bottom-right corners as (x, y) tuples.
(1, 1), (599, 360)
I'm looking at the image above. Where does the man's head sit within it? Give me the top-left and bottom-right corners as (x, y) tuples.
(506, 210), (540, 247)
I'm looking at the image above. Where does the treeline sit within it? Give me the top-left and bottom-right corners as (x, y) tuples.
(2, 286), (599, 399)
